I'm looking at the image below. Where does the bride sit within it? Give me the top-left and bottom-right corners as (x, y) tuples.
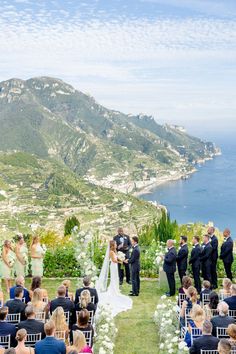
(96, 240), (133, 317)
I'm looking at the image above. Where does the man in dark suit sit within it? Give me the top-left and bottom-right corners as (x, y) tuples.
(190, 320), (219, 354)
(220, 228), (234, 280)
(200, 234), (212, 282)
(125, 236), (140, 296)
(114, 227), (131, 285)
(50, 285), (75, 326)
(224, 284), (236, 310)
(189, 236), (201, 293)
(9, 275), (30, 303)
(18, 305), (45, 338)
(211, 301), (235, 337)
(0, 306), (16, 347)
(5, 287), (26, 320)
(177, 235), (188, 283)
(35, 320), (66, 354)
(163, 239), (177, 297)
(74, 276), (99, 307)
(208, 227), (218, 289)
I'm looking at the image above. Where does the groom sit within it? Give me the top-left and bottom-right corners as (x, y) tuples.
(124, 236), (140, 296)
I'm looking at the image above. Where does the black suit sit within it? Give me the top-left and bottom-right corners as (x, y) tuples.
(128, 245), (140, 295)
(189, 244), (201, 293)
(177, 244), (188, 283)
(113, 233), (131, 284)
(220, 237), (234, 280)
(200, 242), (212, 282)
(211, 315), (235, 337)
(18, 318), (45, 338)
(5, 298), (27, 321)
(50, 297), (75, 327)
(163, 247), (177, 296)
(189, 335), (219, 354)
(210, 235), (218, 288)
(74, 287), (98, 307)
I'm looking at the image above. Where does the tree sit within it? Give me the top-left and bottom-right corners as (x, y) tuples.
(157, 210), (178, 243)
(64, 216), (80, 236)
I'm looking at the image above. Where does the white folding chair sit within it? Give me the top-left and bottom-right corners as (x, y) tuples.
(35, 312), (46, 323)
(9, 297), (25, 303)
(178, 293), (187, 307)
(0, 335), (11, 349)
(191, 328), (202, 345)
(180, 326), (187, 340)
(219, 293), (231, 301)
(55, 330), (66, 341)
(76, 310), (94, 325)
(42, 297), (49, 303)
(184, 307), (192, 327)
(209, 309), (219, 317)
(83, 330), (92, 347)
(79, 296), (95, 304)
(200, 351), (218, 354)
(64, 311), (70, 325)
(6, 313), (21, 324)
(216, 327), (229, 339)
(202, 293), (210, 306)
(25, 333), (42, 347)
(229, 310), (236, 320)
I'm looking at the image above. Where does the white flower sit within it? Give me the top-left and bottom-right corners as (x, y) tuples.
(178, 341), (187, 350)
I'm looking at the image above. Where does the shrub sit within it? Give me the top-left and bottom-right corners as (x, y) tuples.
(64, 216), (80, 236)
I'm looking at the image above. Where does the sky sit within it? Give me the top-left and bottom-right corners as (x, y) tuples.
(0, 0), (236, 135)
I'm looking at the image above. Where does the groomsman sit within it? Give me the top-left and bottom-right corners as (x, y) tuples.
(220, 228), (234, 281)
(208, 227), (218, 289)
(114, 227), (131, 285)
(125, 236), (140, 296)
(177, 236), (188, 283)
(200, 234), (212, 282)
(189, 236), (201, 293)
(163, 239), (177, 297)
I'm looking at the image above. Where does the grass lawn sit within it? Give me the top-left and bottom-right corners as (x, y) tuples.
(1, 278), (161, 354)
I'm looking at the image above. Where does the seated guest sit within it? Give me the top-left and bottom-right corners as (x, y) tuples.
(211, 302), (235, 337)
(75, 276), (98, 307)
(218, 339), (232, 354)
(219, 278), (232, 297)
(224, 284), (236, 310)
(30, 277), (48, 299)
(184, 304), (205, 347)
(50, 286), (75, 326)
(35, 320), (66, 354)
(18, 305), (45, 339)
(189, 320), (219, 354)
(0, 306), (16, 347)
(179, 276), (193, 295)
(27, 288), (48, 314)
(204, 291), (219, 320)
(5, 287), (26, 320)
(10, 276), (30, 303)
(227, 323), (236, 350)
(62, 280), (73, 301)
(200, 280), (211, 302)
(50, 307), (69, 341)
(67, 330), (92, 353)
(15, 328), (35, 354)
(180, 286), (199, 321)
(75, 290), (96, 314)
(71, 309), (94, 346)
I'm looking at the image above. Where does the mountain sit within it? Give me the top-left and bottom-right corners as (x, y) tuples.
(0, 77), (219, 193)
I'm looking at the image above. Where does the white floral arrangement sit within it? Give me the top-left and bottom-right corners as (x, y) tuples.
(93, 304), (118, 354)
(154, 242), (166, 270)
(117, 251), (125, 262)
(154, 295), (188, 353)
(41, 244), (47, 255)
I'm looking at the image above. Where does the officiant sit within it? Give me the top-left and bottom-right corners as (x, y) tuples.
(114, 227), (131, 285)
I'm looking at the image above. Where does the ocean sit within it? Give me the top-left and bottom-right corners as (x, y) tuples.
(140, 135), (236, 236)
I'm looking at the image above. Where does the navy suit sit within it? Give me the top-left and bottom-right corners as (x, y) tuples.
(220, 237), (234, 280)
(177, 244), (188, 283)
(163, 247), (177, 296)
(10, 286), (30, 303)
(0, 320), (17, 347)
(189, 335), (219, 354)
(224, 295), (236, 310)
(35, 336), (66, 354)
(200, 242), (212, 282)
(210, 235), (218, 288)
(74, 287), (99, 307)
(128, 245), (140, 295)
(189, 244), (201, 293)
(50, 297), (75, 327)
(5, 298), (27, 321)
(114, 233), (131, 284)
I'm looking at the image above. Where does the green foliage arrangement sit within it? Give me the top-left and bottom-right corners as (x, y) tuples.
(64, 216), (80, 236)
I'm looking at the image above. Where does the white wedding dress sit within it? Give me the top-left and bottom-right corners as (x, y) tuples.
(96, 245), (133, 317)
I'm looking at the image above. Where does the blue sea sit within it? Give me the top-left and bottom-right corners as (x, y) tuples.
(140, 134), (236, 236)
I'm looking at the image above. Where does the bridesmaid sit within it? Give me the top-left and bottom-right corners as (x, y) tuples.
(15, 234), (28, 277)
(2, 240), (15, 293)
(30, 236), (45, 277)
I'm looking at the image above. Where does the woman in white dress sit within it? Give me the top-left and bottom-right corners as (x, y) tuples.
(15, 234), (28, 277)
(1, 240), (15, 293)
(30, 236), (45, 277)
(96, 240), (133, 317)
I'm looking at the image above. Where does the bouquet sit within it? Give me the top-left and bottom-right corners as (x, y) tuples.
(41, 244), (47, 255)
(117, 251), (126, 262)
(9, 252), (16, 268)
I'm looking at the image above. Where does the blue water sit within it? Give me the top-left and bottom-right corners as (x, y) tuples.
(140, 137), (236, 235)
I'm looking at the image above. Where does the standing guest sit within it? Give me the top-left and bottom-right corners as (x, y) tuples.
(10, 276), (30, 303)
(50, 286), (75, 326)
(27, 288), (48, 314)
(211, 301), (235, 337)
(204, 291), (219, 320)
(2, 240), (15, 293)
(66, 330), (92, 353)
(227, 324), (236, 349)
(163, 239), (177, 297)
(30, 276), (48, 299)
(5, 287), (26, 320)
(74, 276), (98, 307)
(189, 320), (219, 354)
(30, 236), (45, 277)
(18, 305), (45, 339)
(177, 236), (188, 283)
(218, 339), (232, 354)
(189, 236), (202, 293)
(71, 309), (94, 346)
(200, 280), (211, 302)
(0, 306), (16, 347)
(75, 290), (96, 314)
(14, 234), (28, 278)
(113, 227), (131, 285)
(50, 307), (69, 341)
(14, 328), (35, 354)
(208, 227), (218, 289)
(224, 284), (236, 310)
(35, 320), (66, 354)
(200, 235), (212, 282)
(126, 236), (140, 296)
(219, 278), (232, 298)
(220, 228), (234, 281)
(62, 280), (73, 300)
